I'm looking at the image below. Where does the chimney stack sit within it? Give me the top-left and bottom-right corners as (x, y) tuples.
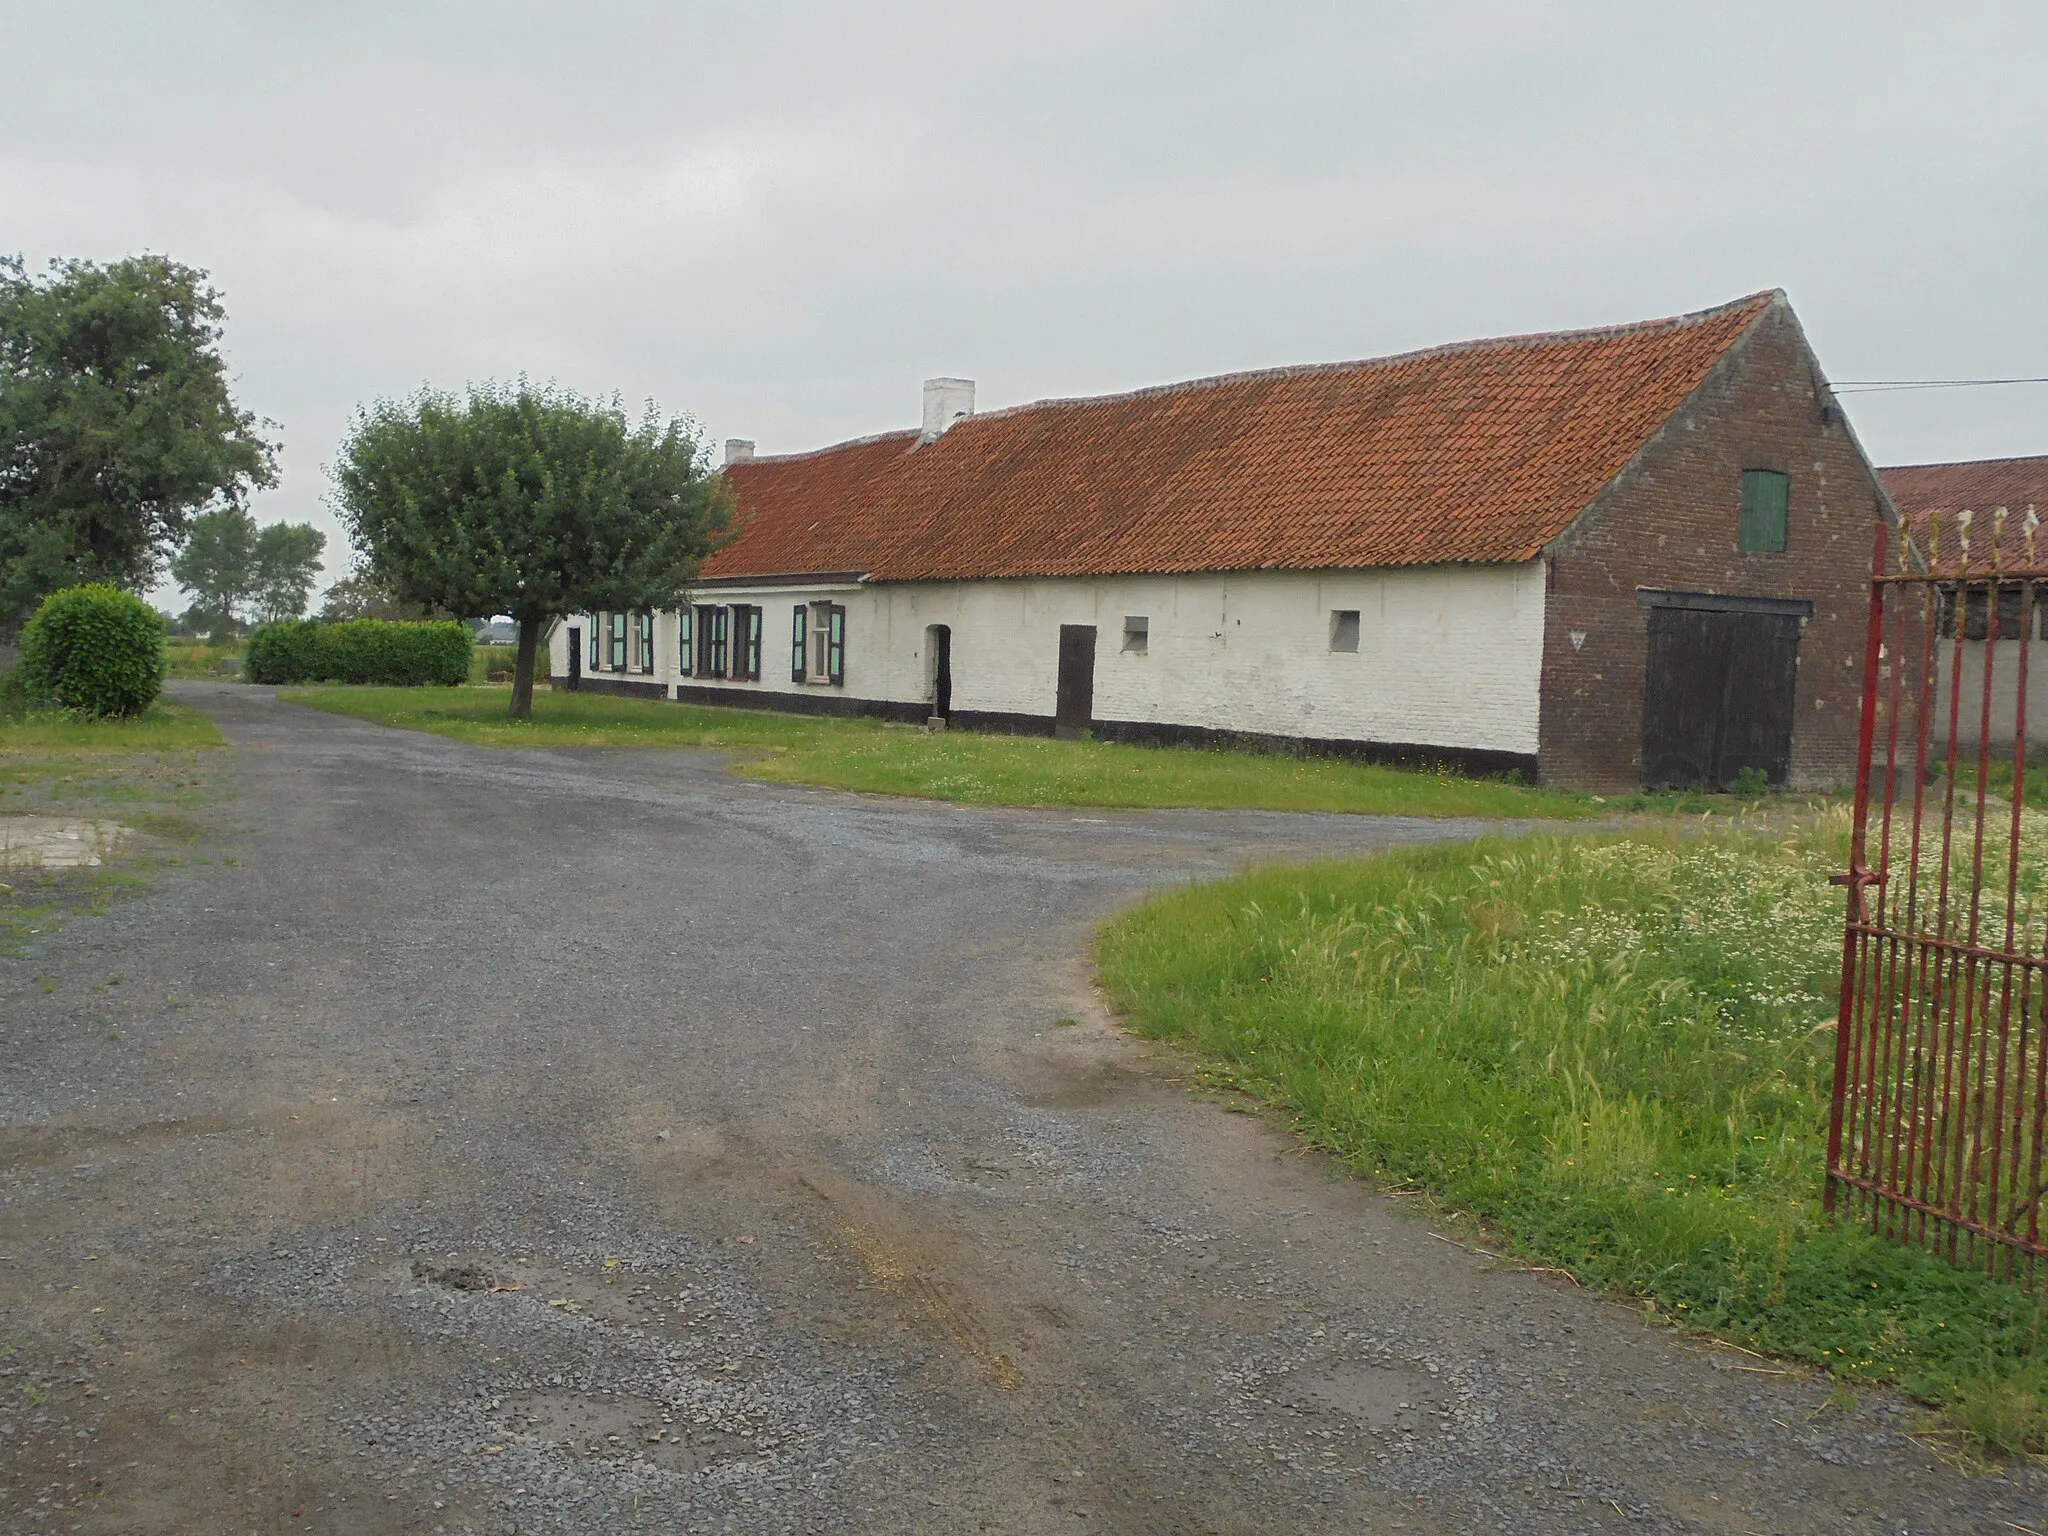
(723, 438), (756, 466)
(920, 378), (975, 442)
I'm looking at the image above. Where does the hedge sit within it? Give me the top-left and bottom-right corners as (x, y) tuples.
(19, 584), (167, 716)
(244, 619), (472, 686)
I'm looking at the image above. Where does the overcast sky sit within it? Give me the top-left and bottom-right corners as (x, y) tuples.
(4, 2), (2045, 606)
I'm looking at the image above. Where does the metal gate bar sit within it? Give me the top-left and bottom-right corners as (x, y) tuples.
(1827, 508), (2048, 1286)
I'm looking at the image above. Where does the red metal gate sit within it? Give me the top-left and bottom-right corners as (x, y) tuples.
(1827, 510), (2048, 1285)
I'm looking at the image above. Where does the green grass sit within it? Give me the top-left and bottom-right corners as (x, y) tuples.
(276, 684), (1596, 819)
(162, 636), (244, 680)
(0, 699), (224, 753)
(1096, 818), (2048, 1456)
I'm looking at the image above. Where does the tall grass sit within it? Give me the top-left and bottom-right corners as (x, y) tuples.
(1098, 820), (2048, 1452)
(280, 685), (1594, 819)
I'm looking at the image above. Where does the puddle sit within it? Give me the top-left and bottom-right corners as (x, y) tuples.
(1275, 1364), (1440, 1429)
(0, 816), (126, 869)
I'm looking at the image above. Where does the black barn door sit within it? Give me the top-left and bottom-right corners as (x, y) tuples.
(1055, 624), (1097, 739)
(1640, 597), (1804, 789)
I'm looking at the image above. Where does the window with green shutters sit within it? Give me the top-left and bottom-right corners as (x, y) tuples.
(1740, 469), (1790, 553)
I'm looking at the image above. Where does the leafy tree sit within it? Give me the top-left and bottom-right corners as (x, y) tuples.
(0, 254), (278, 634)
(170, 505), (257, 637)
(251, 521), (325, 623)
(319, 568), (436, 622)
(332, 382), (730, 718)
(170, 507), (325, 634)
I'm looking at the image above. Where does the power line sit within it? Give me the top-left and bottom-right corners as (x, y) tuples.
(1833, 377), (2048, 394)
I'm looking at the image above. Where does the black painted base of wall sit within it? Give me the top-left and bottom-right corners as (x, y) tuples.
(673, 684), (928, 724)
(655, 685), (1538, 781)
(553, 674), (665, 698)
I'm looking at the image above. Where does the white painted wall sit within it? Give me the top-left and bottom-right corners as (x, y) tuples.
(550, 562), (1546, 756)
(1934, 639), (2048, 751)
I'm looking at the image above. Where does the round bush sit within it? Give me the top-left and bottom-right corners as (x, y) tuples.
(19, 584), (167, 717)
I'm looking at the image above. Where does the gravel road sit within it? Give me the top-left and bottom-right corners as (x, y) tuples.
(1, 682), (2040, 1534)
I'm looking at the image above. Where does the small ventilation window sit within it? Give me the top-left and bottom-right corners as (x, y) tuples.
(1330, 610), (1361, 653)
(1122, 616), (1148, 653)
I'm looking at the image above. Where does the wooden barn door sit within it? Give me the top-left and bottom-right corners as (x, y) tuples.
(1639, 594), (1807, 789)
(1055, 624), (1097, 739)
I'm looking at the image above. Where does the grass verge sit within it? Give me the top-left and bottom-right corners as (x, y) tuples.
(1096, 817), (2048, 1456)
(276, 684), (1594, 819)
(163, 636), (244, 680)
(2, 695), (227, 952)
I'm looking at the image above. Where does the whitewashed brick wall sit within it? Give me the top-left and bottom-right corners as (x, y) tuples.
(551, 561), (1544, 755)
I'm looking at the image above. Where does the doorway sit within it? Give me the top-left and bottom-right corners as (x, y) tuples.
(1639, 593), (1808, 789)
(1055, 624), (1097, 739)
(566, 627), (581, 691)
(926, 624), (952, 720)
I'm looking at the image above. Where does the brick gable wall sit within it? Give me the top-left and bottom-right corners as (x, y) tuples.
(1537, 303), (1883, 791)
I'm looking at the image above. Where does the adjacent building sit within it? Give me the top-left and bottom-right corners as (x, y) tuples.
(1882, 455), (2048, 751)
(552, 291), (1889, 791)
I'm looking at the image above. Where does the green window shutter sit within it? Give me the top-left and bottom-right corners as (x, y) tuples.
(744, 606), (762, 679)
(791, 604), (807, 681)
(1740, 470), (1790, 553)
(827, 604), (845, 686)
(589, 620), (601, 670)
(679, 608), (693, 675)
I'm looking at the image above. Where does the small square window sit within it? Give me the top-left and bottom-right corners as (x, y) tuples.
(1739, 469), (1789, 553)
(1330, 610), (1360, 652)
(1122, 616), (1148, 653)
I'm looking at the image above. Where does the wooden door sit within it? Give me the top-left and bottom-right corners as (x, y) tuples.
(1641, 606), (1801, 788)
(931, 625), (952, 718)
(566, 627), (581, 690)
(1055, 624), (1097, 739)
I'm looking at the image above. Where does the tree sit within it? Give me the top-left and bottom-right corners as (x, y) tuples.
(251, 521), (325, 623)
(0, 254), (278, 634)
(170, 506), (257, 638)
(170, 508), (325, 634)
(319, 568), (436, 622)
(332, 382), (730, 717)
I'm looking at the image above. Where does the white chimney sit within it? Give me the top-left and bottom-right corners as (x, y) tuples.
(724, 438), (756, 466)
(920, 378), (975, 442)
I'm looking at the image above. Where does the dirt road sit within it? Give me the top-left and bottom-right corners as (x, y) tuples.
(0, 684), (2038, 1533)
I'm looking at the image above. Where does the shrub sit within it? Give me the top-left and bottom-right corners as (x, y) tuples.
(18, 584), (166, 716)
(244, 619), (472, 687)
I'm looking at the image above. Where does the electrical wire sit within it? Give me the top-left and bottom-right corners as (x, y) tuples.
(1833, 377), (2048, 394)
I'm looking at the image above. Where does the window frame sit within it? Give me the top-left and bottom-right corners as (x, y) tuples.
(1739, 468), (1790, 554)
(1122, 615), (1149, 654)
(1330, 609), (1361, 653)
(730, 604), (762, 681)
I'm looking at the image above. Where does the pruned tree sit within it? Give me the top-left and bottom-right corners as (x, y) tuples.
(0, 254), (278, 634)
(331, 382), (730, 717)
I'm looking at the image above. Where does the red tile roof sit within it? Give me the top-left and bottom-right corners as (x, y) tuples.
(1883, 458), (2048, 573)
(707, 292), (1782, 583)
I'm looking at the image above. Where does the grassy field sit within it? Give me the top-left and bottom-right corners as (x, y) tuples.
(0, 699), (224, 753)
(277, 684), (1596, 819)
(1096, 816), (2048, 1455)
(163, 636), (244, 680)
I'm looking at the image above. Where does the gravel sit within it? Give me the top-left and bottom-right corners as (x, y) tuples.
(0, 680), (2039, 1533)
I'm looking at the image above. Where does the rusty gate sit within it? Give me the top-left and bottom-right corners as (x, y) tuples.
(1827, 510), (2048, 1284)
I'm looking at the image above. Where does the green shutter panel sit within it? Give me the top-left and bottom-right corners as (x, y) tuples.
(827, 604), (845, 686)
(792, 605), (807, 681)
(1740, 470), (1789, 553)
(679, 608), (693, 675)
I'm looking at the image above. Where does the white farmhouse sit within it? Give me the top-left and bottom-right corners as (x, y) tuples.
(551, 291), (1888, 791)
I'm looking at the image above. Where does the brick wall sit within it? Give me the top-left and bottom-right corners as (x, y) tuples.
(1537, 300), (1884, 791)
